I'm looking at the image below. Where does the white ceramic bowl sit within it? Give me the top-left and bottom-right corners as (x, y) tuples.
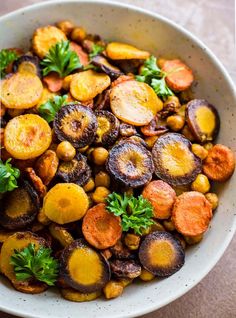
(0, 1), (235, 317)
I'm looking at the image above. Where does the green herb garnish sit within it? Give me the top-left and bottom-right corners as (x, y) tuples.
(89, 43), (105, 59)
(10, 243), (59, 286)
(38, 94), (68, 123)
(41, 40), (82, 77)
(136, 55), (174, 100)
(0, 49), (18, 78)
(0, 159), (20, 193)
(106, 192), (154, 235)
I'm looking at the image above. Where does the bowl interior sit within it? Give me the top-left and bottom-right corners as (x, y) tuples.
(0, 1), (235, 318)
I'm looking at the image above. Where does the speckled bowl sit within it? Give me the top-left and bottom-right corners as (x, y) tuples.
(0, 1), (235, 317)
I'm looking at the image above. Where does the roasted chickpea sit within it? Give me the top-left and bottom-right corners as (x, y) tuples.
(203, 142), (213, 151)
(71, 27), (86, 43)
(92, 186), (110, 203)
(0, 103), (6, 117)
(205, 192), (219, 210)
(95, 171), (110, 188)
(145, 136), (159, 149)
(163, 219), (175, 231)
(7, 108), (24, 118)
(83, 178), (95, 192)
(191, 173), (210, 194)
(164, 95), (180, 110)
(182, 125), (195, 141)
(166, 115), (185, 131)
(139, 268), (155, 281)
(0, 128), (4, 145)
(92, 147), (109, 165)
(124, 233), (140, 250)
(56, 141), (76, 161)
(103, 281), (123, 299)
(191, 144), (208, 160)
(184, 234), (203, 245)
(56, 20), (75, 36)
(62, 74), (73, 91)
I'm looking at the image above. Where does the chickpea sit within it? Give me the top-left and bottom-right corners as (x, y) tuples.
(0, 103), (6, 117)
(181, 125), (195, 141)
(92, 147), (109, 165)
(37, 208), (51, 225)
(95, 171), (110, 188)
(92, 186), (110, 203)
(166, 115), (185, 131)
(0, 128), (4, 145)
(203, 142), (213, 151)
(163, 219), (175, 231)
(164, 95), (180, 110)
(184, 234), (203, 245)
(139, 268), (155, 281)
(83, 178), (95, 192)
(205, 192), (219, 210)
(191, 144), (208, 160)
(56, 20), (75, 36)
(62, 74), (73, 91)
(56, 141), (76, 161)
(7, 108), (24, 118)
(191, 173), (210, 194)
(103, 280), (123, 299)
(124, 233), (140, 250)
(145, 136), (159, 149)
(71, 27), (87, 43)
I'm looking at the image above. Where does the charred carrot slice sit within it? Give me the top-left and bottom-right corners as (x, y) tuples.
(172, 191), (212, 236)
(82, 203), (122, 249)
(43, 72), (63, 92)
(203, 144), (235, 182)
(142, 180), (176, 219)
(70, 42), (89, 66)
(161, 59), (194, 92)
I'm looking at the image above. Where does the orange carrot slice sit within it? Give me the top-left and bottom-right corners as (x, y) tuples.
(172, 191), (212, 236)
(43, 72), (63, 92)
(70, 42), (89, 66)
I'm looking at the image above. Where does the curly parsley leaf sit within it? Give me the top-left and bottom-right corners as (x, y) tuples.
(106, 192), (154, 235)
(10, 243), (59, 286)
(0, 159), (20, 193)
(136, 55), (174, 100)
(41, 40), (82, 77)
(0, 49), (18, 78)
(89, 43), (105, 59)
(38, 94), (68, 123)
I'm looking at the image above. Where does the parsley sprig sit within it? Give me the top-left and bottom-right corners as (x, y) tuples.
(89, 43), (105, 59)
(136, 55), (174, 100)
(10, 243), (59, 286)
(0, 49), (18, 78)
(41, 40), (82, 77)
(106, 192), (154, 235)
(38, 94), (68, 123)
(0, 159), (20, 193)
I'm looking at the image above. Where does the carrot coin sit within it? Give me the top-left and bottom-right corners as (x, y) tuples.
(142, 180), (176, 219)
(82, 203), (122, 249)
(161, 59), (194, 92)
(43, 72), (63, 92)
(172, 191), (212, 236)
(70, 42), (89, 66)
(203, 144), (235, 182)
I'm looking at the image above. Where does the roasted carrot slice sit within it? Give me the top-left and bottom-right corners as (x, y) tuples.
(4, 114), (52, 160)
(0, 72), (43, 109)
(111, 75), (134, 87)
(203, 144), (235, 182)
(161, 59), (194, 92)
(82, 203), (122, 249)
(172, 191), (212, 236)
(32, 25), (67, 58)
(43, 72), (63, 92)
(142, 180), (176, 219)
(70, 42), (89, 66)
(110, 80), (163, 126)
(106, 42), (150, 60)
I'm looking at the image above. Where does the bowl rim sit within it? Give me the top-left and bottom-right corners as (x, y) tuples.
(0, 1), (235, 318)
